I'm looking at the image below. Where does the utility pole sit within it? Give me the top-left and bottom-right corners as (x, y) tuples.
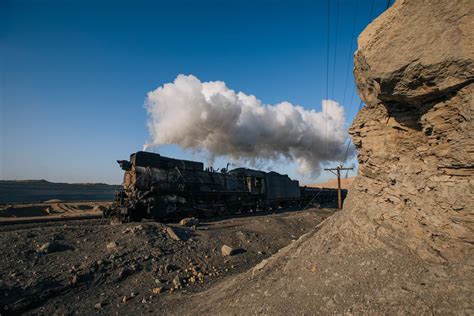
(324, 165), (353, 209)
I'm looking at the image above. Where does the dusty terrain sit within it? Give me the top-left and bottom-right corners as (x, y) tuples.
(1, 0), (472, 314)
(0, 207), (335, 315)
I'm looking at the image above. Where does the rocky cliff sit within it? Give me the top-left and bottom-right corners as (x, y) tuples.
(350, 0), (473, 265)
(165, 0), (474, 313)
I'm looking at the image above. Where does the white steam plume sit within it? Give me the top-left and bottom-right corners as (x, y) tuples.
(144, 74), (351, 177)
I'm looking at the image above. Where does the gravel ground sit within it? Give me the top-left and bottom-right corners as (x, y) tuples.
(0, 207), (336, 315)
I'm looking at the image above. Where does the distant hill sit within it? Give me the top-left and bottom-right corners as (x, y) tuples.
(0, 180), (120, 203)
(307, 177), (355, 190)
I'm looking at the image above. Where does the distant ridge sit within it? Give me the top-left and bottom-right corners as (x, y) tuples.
(307, 177), (354, 190)
(0, 179), (115, 186)
(0, 180), (120, 203)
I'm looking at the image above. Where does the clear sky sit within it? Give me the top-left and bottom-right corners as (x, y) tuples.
(1, 0), (391, 185)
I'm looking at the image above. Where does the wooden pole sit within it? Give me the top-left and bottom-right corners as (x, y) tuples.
(324, 165), (353, 209)
(337, 166), (342, 209)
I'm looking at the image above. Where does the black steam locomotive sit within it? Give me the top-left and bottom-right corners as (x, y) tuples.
(103, 151), (346, 222)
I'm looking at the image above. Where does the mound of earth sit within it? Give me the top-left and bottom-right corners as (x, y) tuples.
(161, 0), (473, 314)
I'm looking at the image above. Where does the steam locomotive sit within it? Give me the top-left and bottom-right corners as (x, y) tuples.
(103, 151), (346, 222)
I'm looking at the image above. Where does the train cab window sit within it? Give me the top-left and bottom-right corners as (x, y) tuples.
(245, 176), (252, 192)
(255, 177), (262, 187)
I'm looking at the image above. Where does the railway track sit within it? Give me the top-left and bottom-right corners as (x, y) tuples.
(0, 204), (337, 233)
(0, 215), (106, 232)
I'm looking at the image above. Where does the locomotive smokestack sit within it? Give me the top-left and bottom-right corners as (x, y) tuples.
(144, 74), (353, 178)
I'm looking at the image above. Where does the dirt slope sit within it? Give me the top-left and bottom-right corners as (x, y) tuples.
(165, 0), (474, 314)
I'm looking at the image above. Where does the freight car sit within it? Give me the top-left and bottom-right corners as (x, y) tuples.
(103, 151), (346, 222)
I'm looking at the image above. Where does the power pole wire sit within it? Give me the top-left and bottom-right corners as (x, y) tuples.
(341, 0), (359, 108)
(324, 0), (330, 161)
(344, 0), (376, 120)
(341, 100), (364, 164)
(326, 0), (330, 101)
(330, 0), (340, 100)
(339, 0), (376, 166)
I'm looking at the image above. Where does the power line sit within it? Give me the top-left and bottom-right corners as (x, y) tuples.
(343, 0), (376, 123)
(341, 0), (359, 108)
(330, 0), (340, 100)
(324, 0), (330, 161)
(325, 0), (330, 101)
(340, 0), (376, 166)
(341, 100), (364, 164)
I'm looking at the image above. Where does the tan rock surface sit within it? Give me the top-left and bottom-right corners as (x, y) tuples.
(162, 1), (474, 314)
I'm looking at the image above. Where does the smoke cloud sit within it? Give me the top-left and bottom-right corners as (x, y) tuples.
(144, 74), (351, 177)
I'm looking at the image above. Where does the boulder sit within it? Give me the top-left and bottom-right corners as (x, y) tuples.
(221, 245), (244, 256)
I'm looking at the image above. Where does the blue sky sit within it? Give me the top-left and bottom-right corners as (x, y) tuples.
(1, 0), (390, 184)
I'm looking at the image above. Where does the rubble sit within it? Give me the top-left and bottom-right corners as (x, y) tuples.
(106, 241), (118, 252)
(152, 287), (165, 294)
(179, 217), (199, 227)
(221, 245), (245, 257)
(36, 242), (53, 254)
(172, 276), (182, 289)
(165, 227), (181, 241)
(122, 225), (144, 235)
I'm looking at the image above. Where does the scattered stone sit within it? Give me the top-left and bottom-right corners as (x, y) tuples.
(94, 302), (102, 309)
(69, 275), (78, 285)
(166, 227), (181, 241)
(36, 242), (54, 254)
(172, 275), (182, 289)
(221, 245), (245, 256)
(106, 241), (118, 252)
(179, 217), (199, 227)
(122, 225), (144, 234)
(117, 268), (128, 279)
(152, 287), (164, 294)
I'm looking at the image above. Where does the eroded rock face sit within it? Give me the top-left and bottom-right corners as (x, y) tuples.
(348, 0), (473, 264)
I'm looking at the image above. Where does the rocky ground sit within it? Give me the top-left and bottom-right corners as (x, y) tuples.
(0, 207), (335, 315)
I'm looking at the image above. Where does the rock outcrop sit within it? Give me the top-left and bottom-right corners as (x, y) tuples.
(164, 0), (474, 314)
(349, 0), (473, 265)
